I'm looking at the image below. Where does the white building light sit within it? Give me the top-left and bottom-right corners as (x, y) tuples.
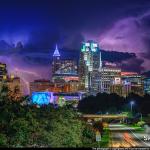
(85, 43), (90, 46)
(93, 43), (98, 47)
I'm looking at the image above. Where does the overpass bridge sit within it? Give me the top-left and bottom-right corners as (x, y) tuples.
(82, 114), (128, 119)
(81, 114), (128, 122)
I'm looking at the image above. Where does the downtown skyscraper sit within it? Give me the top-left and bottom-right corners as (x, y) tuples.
(79, 41), (102, 95)
(52, 44), (78, 82)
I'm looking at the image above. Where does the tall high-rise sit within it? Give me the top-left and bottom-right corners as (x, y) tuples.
(52, 44), (78, 82)
(79, 41), (102, 94)
(51, 44), (79, 93)
(52, 44), (61, 76)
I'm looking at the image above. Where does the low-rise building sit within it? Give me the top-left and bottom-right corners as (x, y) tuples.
(30, 79), (80, 95)
(121, 72), (144, 97)
(144, 77), (150, 95)
(99, 67), (121, 94)
(30, 80), (54, 94)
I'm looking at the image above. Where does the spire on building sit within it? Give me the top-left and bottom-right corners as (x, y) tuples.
(53, 44), (60, 57)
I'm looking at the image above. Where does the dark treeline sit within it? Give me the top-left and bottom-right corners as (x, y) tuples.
(78, 93), (150, 116)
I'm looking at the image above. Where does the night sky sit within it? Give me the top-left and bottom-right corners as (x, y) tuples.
(0, 0), (150, 94)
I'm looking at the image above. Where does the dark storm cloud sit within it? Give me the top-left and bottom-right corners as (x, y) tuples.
(0, 0), (150, 94)
(140, 13), (150, 28)
(121, 58), (145, 73)
(139, 13), (150, 61)
(62, 33), (85, 50)
(141, 36), (150, 59)
(86, 10), (150, 71)
(25, 30), (61, 50)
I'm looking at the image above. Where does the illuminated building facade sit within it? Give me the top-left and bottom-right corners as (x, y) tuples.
(99, 67), (121, 93)
(0, 63), (8, 94)
(121, 72), (144, 97)
(30, 79), (80, 94)
(0, 67), (22, 101)
(48, 80), (80, 93)
(0, 63), (7, 81)
(31, 91), (83, 106)
(110, 84), (123, 96)
(78, 52), (86, 90)
(53, 59), (77, 75)
(31, 92), (52, 105)
(144, 77), (150, 95)
(79, 41), (102, 94)
(0, 74), (23, 101)
(52, 44), (61, 76)
(52, 45), (77, 76)
(30, 80), (54, 94)
(52, 60), (78, 82)
(7, 76), (23, 101)
(121, 80), (131, 97)
(50, 44), (80, 93)
(108, 71), (144, 97)
(110, 77), (122, 96)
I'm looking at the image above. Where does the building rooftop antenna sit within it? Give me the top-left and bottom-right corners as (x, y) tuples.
(53, 44), (60, 57)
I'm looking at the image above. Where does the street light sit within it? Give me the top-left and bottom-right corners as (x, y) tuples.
(130, 101), (135, 114)
(139, 113), (143, 122)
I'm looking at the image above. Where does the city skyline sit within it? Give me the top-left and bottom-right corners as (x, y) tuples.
(0, 41), (146, 97)
(1, 41), (149, 95)
(0, 0), (150, 94)
(0, 1), (150, 148)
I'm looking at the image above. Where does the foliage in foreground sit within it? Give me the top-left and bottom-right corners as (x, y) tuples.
(0, 100), (98, 148)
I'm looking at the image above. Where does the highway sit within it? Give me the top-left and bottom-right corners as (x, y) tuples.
(109, 124), (150, 148)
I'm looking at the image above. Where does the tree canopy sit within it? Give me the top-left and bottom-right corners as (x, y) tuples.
(78, 92), (150, 116)
(0, 100), (97, 148)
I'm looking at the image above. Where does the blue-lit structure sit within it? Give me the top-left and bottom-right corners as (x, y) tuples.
(53, 44), (60, 57)
(31, 91), (84, 106)
(31, 92), (53, 105)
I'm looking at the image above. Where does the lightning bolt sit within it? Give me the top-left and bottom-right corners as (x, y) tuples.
(11, 67), (42, 95)
(14, 67), (41, 77)
(20, 77), (30, 95)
